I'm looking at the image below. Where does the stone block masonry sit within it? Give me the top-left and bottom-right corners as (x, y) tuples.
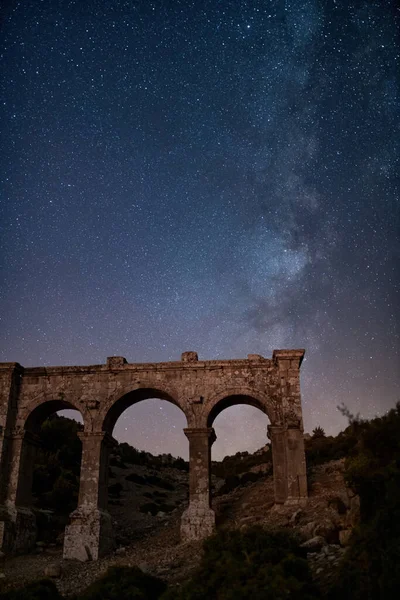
(0, 349), (307, 560)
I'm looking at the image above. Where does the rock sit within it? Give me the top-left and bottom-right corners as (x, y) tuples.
(44, 563), (62, 578)
(36, 541), (46, 547)
(316, 567), (323, 574)
(300, 536), (326, 551)
(290, 509), (302, 525)
(339, 529), (352, 546)
(314, 520), (337, 542)
(346, 486), (357, 499)
(115, 547), (126, 556)
(138, 562), (150, 574)
(157, 511), (166, 518)
(328, 495), (348, 513)
(298, 521), (316, 540)
(0, 573), (6, 579)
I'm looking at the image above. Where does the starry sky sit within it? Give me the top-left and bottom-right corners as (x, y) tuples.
(1, 0), (399, 461)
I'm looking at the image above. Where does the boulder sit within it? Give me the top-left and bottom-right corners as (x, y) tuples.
(290, 509), (302, 525)
(298, 521), (316, 540)
(313, 519), (338, 542)
(138, 562), (150, 574)
(300, 536), (326, 551)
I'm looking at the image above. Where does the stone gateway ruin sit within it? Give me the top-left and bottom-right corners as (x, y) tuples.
(0, 349), (308, 561)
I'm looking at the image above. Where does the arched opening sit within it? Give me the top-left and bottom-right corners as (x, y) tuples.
(102, 389), (189, 547)
(212, 405), (270, 460)
(207, 395), (273, 527)
(20, 400), (84, 550)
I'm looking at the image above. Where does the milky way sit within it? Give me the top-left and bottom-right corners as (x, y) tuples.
(1, 1), (399, 460)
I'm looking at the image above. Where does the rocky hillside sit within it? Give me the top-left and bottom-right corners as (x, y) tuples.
(0, 421), (361, 597)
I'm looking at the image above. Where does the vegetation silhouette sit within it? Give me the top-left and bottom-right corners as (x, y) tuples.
(328, 402), (400, 600)
(162, 526), (320, 600)
(77, 565), (166, 600)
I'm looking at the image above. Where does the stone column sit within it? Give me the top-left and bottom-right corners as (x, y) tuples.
(181, 427), (216, 542)
(272, 349), (308, 505)
(267, 425), (287, 504)
(0, 362), (23, 553)
(0, 430), (38, 553)
(285, 426), (308, 505)
(63, 432), (116, 561)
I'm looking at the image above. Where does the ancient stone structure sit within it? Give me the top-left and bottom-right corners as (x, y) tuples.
(0, 349), (307, 561)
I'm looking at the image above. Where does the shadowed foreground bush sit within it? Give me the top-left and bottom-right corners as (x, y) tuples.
(0, 579), (62, 600)
(77, 566), (166, 600)
(162, 526), (320, 600)
(328, 403), (400, 600)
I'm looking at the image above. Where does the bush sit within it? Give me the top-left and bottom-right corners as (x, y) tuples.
(162, 526), (320, 600)
(146, 475), (175, 490)
(305, 427), (359, 469)
(312, 426), (325, 438)
(78, 566), (166, 600)
(0, 579), (62, 600)
(328, 403), (400, 600)
(108, 483), (123, 497)
(32, 415), (82, 514)
(212, 447), (272, 479)
(139, 502), (159, 515)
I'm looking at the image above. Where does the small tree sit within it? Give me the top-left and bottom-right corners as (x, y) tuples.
(312, 426), (325, 438)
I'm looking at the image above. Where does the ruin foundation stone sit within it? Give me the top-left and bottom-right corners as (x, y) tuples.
(0, 349), (307, 561)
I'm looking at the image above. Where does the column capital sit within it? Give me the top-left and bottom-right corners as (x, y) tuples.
(272, 349), (305, 368)
(183, 427), (216, 445)
(267, 424), (285, 438)
(77, 431), (118, 448)
(8, 429), (41, 446)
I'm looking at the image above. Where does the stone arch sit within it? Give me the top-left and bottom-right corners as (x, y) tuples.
(16, 391), (89, 434)
(22, 397), (84, 433)
(63, 384), (190, 561)
(4, 398), (85, 554)
(98, 384), (189, 435)
(202, 387), (290, 515)
(205, 386), (278, 428)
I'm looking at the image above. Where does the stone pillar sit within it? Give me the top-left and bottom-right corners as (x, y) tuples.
(181, 427), (216, 542)
(0, 430), (38, 553)
(267, 425), (287, 504)
(63, 432), (116, 561)
(0, 363), (22, 506)
(285, 426), (308, 505)
(273, 349), (308, 505)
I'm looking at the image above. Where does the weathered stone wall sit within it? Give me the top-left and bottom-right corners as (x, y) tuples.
(0, 349), (307, 560)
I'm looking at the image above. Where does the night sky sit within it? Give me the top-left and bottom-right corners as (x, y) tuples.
(1, 0), (399, 460)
